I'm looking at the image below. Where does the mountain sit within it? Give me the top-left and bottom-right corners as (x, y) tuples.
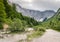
(41, 8), (60, 31)
(15, 4), (55, 22)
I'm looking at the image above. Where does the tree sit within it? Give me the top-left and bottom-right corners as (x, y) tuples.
(8, 18), (25, 32)
(0, 0), (7, 22)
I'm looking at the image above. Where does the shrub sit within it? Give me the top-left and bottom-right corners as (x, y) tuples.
(34, 26), (46, 32)
(8, 18), (25, 32)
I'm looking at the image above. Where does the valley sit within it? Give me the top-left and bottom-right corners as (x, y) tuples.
(0, 0), (60, 42)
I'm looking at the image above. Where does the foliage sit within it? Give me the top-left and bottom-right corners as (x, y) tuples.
(40, 8), (60, 31)
(23, 16), (39, 27)
(27, 26), (46, 39)
(4, 0), (38, 26)
(0, 0), (7, 22)
(27, 31), (44, 39)
(8, 18), (25, 32)
(0, 0), (39, 32)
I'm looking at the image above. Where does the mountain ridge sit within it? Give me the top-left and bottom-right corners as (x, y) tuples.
(15, 4), (55, 21)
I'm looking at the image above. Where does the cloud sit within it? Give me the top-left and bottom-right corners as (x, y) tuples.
(32, 0), (60, 11)
(9, 0), (60, 11)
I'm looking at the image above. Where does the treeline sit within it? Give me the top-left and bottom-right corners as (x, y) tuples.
(0, 0), (39, 32)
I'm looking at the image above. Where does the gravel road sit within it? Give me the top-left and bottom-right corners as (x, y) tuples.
(0, 29), (60, 42)
(32, 29), (60, 42)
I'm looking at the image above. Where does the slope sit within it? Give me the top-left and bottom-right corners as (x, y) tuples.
(0, 0), (39, 32)
(41, 8), (60, 31)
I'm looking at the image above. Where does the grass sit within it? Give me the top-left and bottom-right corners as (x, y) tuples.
(27, 26), (46, 40)
(18, 39), (32, 42)
(51, 28), (60, 32)
(27, 31), (45, 39)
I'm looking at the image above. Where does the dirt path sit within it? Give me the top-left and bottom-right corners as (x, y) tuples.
(0, 34), (27, 42)
(0, 31), (33, 42)
(0, 29), (60, 42)
(32, 29), (60, 42)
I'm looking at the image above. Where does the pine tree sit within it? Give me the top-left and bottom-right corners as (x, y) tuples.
(0, 0), (7, 22)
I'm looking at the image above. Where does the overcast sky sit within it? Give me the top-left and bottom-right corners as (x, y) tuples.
(9, 0), (60, 11)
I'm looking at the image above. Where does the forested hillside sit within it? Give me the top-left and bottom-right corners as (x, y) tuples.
(40, 8), (60, 31)
(0, 0), (39, 32)
(49, 8), (60, 31)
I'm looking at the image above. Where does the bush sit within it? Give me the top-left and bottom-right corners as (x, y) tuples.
(27, 31), (44, 39)
(34, 26), (46, 32)
(27, 26), (46, 39)
(8, 18), (25, 32)
(38, 27), (45, 32)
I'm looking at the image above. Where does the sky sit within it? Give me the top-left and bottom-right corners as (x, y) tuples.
(9, 0), (60, 11)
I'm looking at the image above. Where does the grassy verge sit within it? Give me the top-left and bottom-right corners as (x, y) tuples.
(27, 31), (45, 40)
(27, 26), (46, 40)
(51, 28), (60, 32)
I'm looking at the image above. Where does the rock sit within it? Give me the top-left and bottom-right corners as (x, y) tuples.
(25, 28), (34, 32)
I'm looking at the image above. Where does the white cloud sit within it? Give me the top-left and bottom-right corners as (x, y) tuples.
(9, 0), (60, 11)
